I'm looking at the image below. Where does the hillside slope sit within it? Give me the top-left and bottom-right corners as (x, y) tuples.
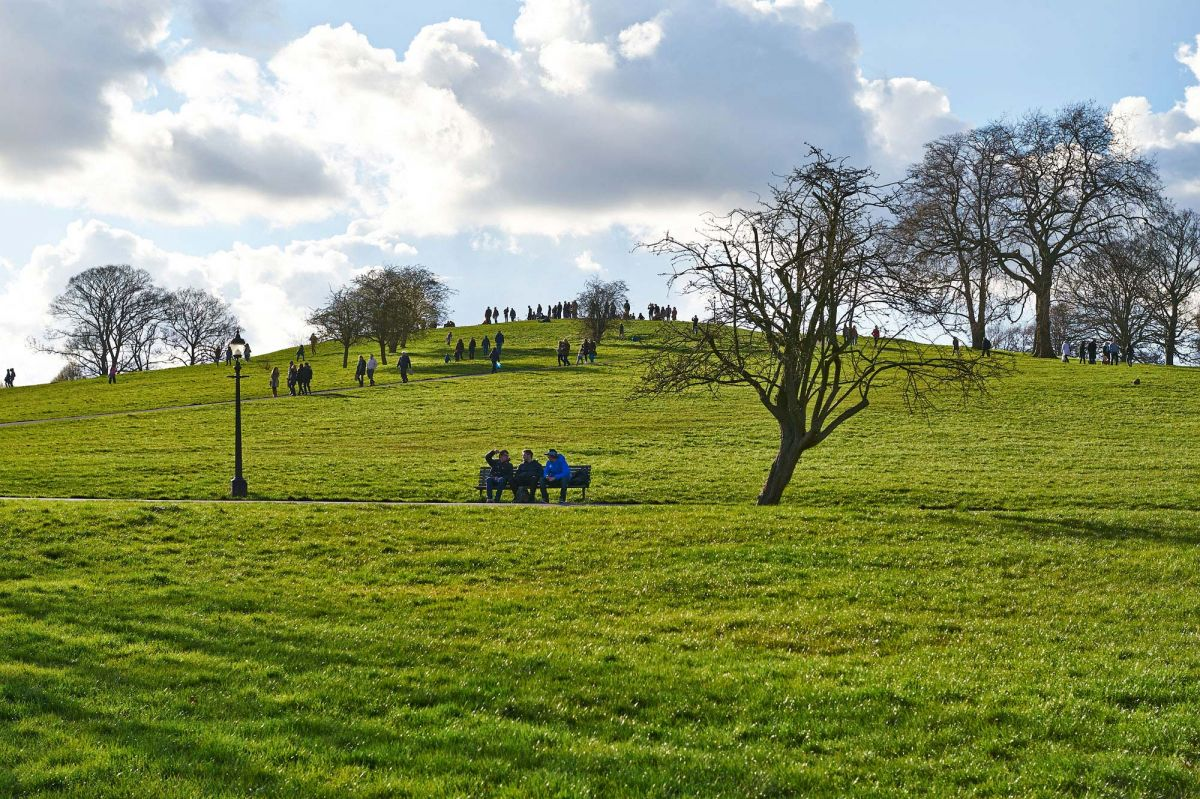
(0, 320), (1196, 508)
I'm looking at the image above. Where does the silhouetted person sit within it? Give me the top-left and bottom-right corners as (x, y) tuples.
(1088, 339), (1097, 364)
(494, 330), (505, 357)
(469, 337), (477, 359)
(108, 364), (117, 384)
(490, 347), (501, 373)
(981, 337), (992, 357)
(455, 338), (465, 362)
(355, 355), (366, 387)
(270, 366), (280, 397)
(225, 346), (233, 365)
(287, 361), (297, 395)
(296, 344), (305, 361)
(310, 333), (318, 355)
(482, 335), (491, 356)
(399, 350), (412, 383)
(692, 314), (699, 334)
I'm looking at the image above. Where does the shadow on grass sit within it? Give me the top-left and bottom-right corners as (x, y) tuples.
(989, 511), (1200, 546)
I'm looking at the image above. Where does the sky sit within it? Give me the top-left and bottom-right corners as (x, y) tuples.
(3, 0), (1200, 384)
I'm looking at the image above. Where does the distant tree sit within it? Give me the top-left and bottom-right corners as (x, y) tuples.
(1146, 205), (1200, 365)
(51, 361), (86, 383)
(893, 125), (1021, 348)
(576, 277), (629, 341)
(35, 264), (165, 376)
(352, 265), (453, 365)
(639, 149), (1007, 506)
(989, 103), (1159, 358)
(308, 286), (365, 368)
(1060, 235), (1156, 364)
(161, 287), (239, 366)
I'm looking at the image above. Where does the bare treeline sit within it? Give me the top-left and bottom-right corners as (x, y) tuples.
(308, 265), (452, 368)
(895, 102), (1199, 363)
(35, 265), (239, 377)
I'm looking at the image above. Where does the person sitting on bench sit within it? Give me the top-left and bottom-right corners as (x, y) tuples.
(484, 449), (514, 502)
(539, 448), (571, 503)
(512, 449), (543, 502)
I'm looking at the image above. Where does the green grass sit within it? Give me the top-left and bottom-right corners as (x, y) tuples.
(2, 502), (1199, 797)
(2, 322), (1200, 795)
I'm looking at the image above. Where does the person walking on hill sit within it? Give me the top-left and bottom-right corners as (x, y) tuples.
(270, 366), (280, 398)
(539, 449), (572, 504)
(296, 344), (305, 362)
(455, 338), (465, 362)
(468, 337), (477, 360)
(871, 325), (880, 347)
(484, 449), (515, 502)
(366, 354), (377, 386)
(3, 368), (12, 388)
(287, 361), (298, 395)
(1061, 340), (1071, 363)
(108, 363), (117, 384)
(1088, 339), (1097, 364)
(1078, 340), (1087, 364)
(355, 355), (367, 387)
(952, 336), (960, 356)
(446, 330), (453, 347)
(981, 337), (992, 357)
(310, 333), (318, 355)
(490, 346), (501, 374)
(485, 307), (492, 325)
(494, 330), (505, 357)
(482, 335), (491, 356)
(399, 350), (412, 383)
(577, 339), (587, 365)
(225, 345), (233, 365)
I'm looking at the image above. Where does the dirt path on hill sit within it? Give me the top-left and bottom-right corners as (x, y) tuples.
(0, 495), (618, 508)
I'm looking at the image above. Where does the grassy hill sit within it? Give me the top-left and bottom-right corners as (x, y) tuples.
(2, 322), (1200, 796)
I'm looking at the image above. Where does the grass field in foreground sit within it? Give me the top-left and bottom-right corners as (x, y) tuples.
(2, 501), (1200, 797)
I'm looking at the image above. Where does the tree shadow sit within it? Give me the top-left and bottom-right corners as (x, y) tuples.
(987, 511), (1200, 546)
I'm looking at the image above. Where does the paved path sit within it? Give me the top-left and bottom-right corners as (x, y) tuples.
(0, 495), (615, 508)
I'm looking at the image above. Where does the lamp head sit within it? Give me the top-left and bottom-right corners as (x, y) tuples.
(229, 329), (247, 359)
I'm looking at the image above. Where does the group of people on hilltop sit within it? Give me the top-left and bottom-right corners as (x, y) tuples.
(3, 369), (14, 388)
(1063, 339), (1131, 365)
(484, 447), (573, 503)
(647, 303), (677, 322)
(484, 306), (520, 323)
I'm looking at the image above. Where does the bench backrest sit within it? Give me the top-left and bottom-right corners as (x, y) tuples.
(477, 465), (592, 487)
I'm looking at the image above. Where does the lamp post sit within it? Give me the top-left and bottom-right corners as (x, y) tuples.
(228, 329), (248, 498)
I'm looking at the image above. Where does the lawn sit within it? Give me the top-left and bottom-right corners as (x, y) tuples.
(2, 501), (1199, 797)
(2, 322), (1200, 795)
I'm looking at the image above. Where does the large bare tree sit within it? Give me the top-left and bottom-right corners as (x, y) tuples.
(352, 265), (452, 365)
(576, 277), (629, 341)
(893, 125), (1021, 347)
(161, 287), (239, 366)
(36, 264), (165, 376)
(990, 104), (1159, 358)
(1146, 205), (1200, 365)
(639, 149), (1006, 505)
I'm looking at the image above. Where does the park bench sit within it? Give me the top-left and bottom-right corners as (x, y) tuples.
(475, 465), (592, 502)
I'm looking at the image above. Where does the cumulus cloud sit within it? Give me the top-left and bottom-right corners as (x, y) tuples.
(856, 75), (963, 168)
(575, 251), (604, 272)
(619, 16), (667, 60)
(1111, 35), (1200, 206)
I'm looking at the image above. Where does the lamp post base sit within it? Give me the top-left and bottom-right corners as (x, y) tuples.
(231, 477), (248, 498)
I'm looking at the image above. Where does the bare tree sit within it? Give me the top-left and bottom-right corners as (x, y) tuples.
(990, 104), (1159, 357)
(576, 277), (629, 341)
(353, 265), (452, 365)
(639, 149), (1007, 506)
(1146, 205), (1200, 365)
(1060, 235), (1156, 364)
(893, 125), (1021, 347)
(35, 264), (165, 376)
(51, 361), (86, 383)
(308, 286), (365, 368)
(161, 287), (239, 366)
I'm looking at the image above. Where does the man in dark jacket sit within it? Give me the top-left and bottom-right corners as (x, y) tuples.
(494, 329), (505, 357)
(399, 350), (412, 383)
(512, 449), (543, 502)
(484, 449), (514, 502)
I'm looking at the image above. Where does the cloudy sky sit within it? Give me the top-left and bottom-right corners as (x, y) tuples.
(3, 0), (1200, 383)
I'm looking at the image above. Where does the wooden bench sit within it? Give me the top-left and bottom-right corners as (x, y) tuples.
(475, 465), (592, 502)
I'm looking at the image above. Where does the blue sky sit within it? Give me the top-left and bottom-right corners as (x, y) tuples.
(1, 0), (1199, 383)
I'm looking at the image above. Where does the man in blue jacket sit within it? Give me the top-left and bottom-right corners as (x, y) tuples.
(539, 448), (571, 504)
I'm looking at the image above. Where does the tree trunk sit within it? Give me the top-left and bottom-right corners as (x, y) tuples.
(342, 344), (350, 369)
(757, 423), (804, 506)
(1165, 307), (1178, 366)
(378, 339), (388, 365)
(969, 318), (986, 350)
(1031, 283), (1054, 358)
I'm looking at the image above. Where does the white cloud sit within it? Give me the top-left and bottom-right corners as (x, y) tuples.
(538, 39), (616, 94)
(1111, 34), (1200, 207)
(575, 250), (604, 272)
(619, 16), (666, 60)
(856, 75), (963, 168)
(514, 0), (594, 46)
